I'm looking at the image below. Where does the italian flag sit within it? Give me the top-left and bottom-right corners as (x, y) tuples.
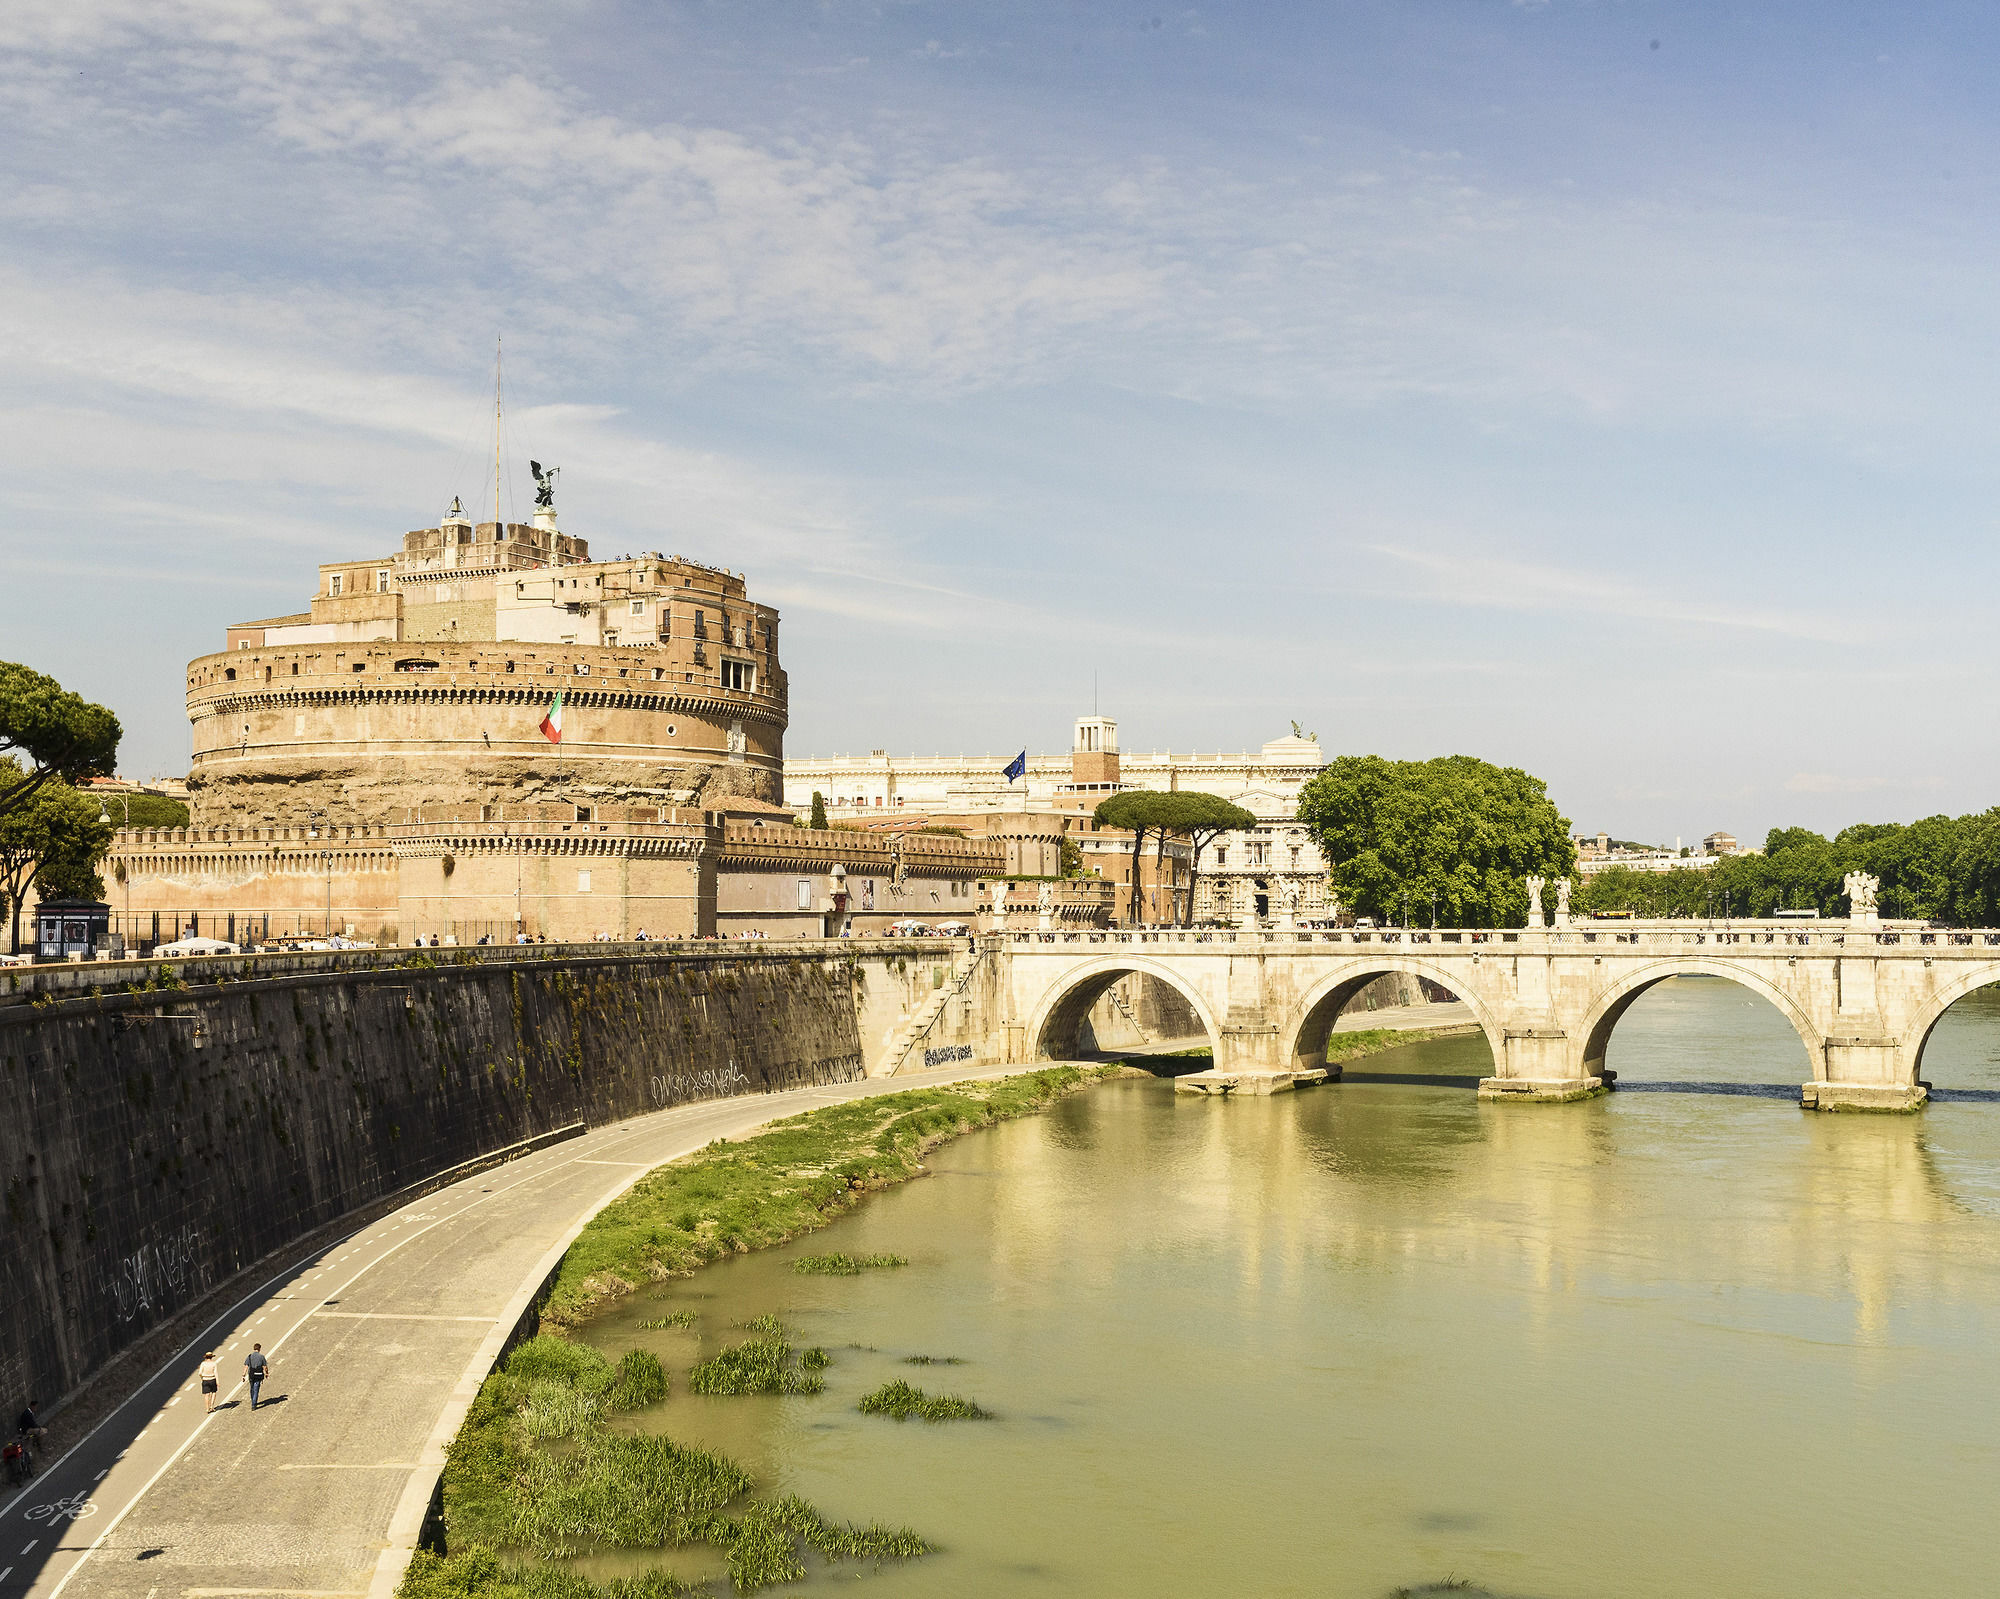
(539, 691), (564, 745)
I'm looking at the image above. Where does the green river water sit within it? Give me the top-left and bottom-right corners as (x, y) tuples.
(581, 977), (2000, 1598)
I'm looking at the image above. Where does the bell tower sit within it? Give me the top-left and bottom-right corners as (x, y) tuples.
(1072, 715), (1120, 786)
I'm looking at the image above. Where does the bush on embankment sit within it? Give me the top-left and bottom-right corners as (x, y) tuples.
(542, 1065), (1112, 1326)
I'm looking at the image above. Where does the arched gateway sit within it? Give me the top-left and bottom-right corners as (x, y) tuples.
(995, 923), (2000, 1110)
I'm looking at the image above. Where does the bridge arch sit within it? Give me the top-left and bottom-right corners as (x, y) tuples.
(1285, 957), (1507, 1076)
(1900, 961), (2000, 1083)
(1576, 959), (1824, 1082)
(1025, 955), (1223, 1062)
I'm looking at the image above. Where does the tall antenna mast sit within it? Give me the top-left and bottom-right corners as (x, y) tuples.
(492, 335), (503, 532)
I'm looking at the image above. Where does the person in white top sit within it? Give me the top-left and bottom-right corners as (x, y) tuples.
(199, 1351), (220, 1412)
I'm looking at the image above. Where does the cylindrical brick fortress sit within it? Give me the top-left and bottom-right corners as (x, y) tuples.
(186, 639), (786, 826)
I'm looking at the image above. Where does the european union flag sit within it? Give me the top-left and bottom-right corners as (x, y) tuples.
(1003, 750), (1027, 783)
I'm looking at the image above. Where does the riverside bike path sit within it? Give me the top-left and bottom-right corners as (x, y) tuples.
(0, 1062), (1030, 1599)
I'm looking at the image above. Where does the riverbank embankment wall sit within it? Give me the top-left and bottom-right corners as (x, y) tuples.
(0, 941), (988, 1419)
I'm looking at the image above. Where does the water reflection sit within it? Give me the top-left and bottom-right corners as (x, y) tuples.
(581, 978), (2000, 1599)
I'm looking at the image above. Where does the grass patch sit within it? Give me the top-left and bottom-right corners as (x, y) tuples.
(543, 1066), (1114, 1326)
(857, 1380), (991, 1422)
(1325, 1024), (1479, 1065)
(726, 1496), (927, 1591)
(688, 1320), (826, 1397)
(791, 1252), (908, 1275)
(417, 1068), (1109, 1599)
(428, 1335), (920, 1596)
(401, 1547), (700, 1599)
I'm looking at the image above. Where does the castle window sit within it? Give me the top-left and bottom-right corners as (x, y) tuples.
(376, 569), (390, 593)
(721, 659), (755, 692)
(329, 573), (343, 597)
(630, 599), (646, 615)
(225, 668), (237, 681)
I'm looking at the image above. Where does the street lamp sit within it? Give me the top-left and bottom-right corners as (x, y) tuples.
(99, 793), (133, 952)
(305, 807), (333, 939)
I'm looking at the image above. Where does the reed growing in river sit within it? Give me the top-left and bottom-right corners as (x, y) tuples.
(790, 1252), (908, 1275)
(857, 1379), (991, 1422)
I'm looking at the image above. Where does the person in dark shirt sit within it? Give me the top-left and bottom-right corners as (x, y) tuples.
(16, 1401), (44, 1447)
(244, 1346), (270, 1410)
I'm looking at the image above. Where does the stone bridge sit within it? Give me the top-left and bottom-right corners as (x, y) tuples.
(996, 922), (2000, 1109)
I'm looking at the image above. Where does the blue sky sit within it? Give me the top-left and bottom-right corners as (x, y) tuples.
(5, 1), (1998, 845)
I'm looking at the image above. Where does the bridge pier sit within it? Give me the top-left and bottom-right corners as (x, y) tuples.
(1173, 1022), (1330, 1096)
(1806, 1037), (1927, 1112)
(1477, 1026), (1605, 1103)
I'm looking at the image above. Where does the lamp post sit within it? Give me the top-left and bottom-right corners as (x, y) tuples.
(306, 807), (332, 939)
(99, 793), (131, 952)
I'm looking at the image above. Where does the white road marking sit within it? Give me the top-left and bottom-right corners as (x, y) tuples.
(314, 1314), (491, 1323)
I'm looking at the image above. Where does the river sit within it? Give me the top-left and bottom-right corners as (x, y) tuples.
(582, 976), (2000, 1598)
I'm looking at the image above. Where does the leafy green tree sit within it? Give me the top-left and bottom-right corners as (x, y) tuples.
(94, 791), (189, 831)
(0, 764), (112, 952)
(1296, 754), (1575, 928)
(0, 662), (121, 820)
(1093, 792), (1189, 924)
(808, 791), (829, 830)
(1058, 835), (1083, 877)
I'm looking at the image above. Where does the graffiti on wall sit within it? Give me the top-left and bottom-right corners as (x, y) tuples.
(107, 1223), (206, 1324)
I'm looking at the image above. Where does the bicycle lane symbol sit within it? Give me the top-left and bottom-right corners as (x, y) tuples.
(24, 1491), (98, 1525)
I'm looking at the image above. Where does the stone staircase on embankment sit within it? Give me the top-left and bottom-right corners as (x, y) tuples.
(883, 947), (985, 1075)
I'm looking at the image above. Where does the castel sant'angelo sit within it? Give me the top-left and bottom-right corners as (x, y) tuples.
(189, 493), (785, 824)
(107, 478), (1005, 942)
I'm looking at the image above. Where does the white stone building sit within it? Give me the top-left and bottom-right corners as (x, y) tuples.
(785, 718), (1335, 924)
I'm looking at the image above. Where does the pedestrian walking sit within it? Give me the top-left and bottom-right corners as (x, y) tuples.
(244, 1344), (269, 1409)
(199, 1352), (219, 1412)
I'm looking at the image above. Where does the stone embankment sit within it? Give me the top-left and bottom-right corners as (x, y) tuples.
(0, 940), (985, 1421)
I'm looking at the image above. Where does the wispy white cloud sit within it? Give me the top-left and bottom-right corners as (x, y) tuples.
(1784, 772), (1945, 796)
(1367, 545), (1847, 642)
